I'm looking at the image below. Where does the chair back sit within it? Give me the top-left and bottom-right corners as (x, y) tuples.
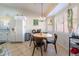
(33, 36), (44, 46)
(37, 29), (41, 33)
(54, 34), (58, 44)
(32, 29), (36, 34)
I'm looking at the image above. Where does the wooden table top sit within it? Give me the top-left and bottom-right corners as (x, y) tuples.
(32, 33), (52, 38)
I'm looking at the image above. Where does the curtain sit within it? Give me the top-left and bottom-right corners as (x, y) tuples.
(67, 8), (73, 33)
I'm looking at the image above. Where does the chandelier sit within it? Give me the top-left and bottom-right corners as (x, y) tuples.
(39, 3), (46, 20)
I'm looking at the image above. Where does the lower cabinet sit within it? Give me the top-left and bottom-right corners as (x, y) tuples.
(0, 32), (8, 42)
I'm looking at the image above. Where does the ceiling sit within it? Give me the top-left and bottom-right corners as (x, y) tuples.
(0, 3), (57, 17)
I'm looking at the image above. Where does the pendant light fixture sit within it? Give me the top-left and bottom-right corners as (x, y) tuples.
(39, 3), (43, 20)
(40, 3), (46, 20)
(41, 3), (43, 17)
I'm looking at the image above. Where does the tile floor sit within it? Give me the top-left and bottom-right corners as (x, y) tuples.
(0, 41), (69, 56)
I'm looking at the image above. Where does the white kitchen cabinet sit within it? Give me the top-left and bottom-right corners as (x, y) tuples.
(8, 31), (16, 42)
(15, 17), (24, 42)
(0, 31), (8, 42)
(0, 16), (26, 42)
(9, 16), (26, 42)
(8, 18), (16, 42)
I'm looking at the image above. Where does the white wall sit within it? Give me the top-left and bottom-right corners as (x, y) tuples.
(25, 17), (46, 33)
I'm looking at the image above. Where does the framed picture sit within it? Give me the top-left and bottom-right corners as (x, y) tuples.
(47, 19), (52, 25)
(33, 19), (38, 26)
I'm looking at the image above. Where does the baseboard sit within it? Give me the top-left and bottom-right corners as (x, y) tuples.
(9, 41), (23, 43)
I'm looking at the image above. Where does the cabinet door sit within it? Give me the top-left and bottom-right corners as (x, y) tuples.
(15, 19), (24, 42)
(8, 19), (16, 42)
(0, 32), (7, 42)
(8, 31), (16, 42)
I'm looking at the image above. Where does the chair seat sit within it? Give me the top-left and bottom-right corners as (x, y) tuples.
(47, 40), (54, 44)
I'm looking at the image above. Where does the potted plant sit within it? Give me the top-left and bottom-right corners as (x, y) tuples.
(0, 47), (5, 56)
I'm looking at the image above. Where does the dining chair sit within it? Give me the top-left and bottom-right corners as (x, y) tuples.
(37, 29), (41, 33)
(29, 29), (37, 46)
(46, 34), (58, 54)
(32, 36), (45, 56)
(32, 29), (37, 34)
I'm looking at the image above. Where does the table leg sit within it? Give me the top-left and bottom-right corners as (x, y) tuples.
(44, 39), (48, 52)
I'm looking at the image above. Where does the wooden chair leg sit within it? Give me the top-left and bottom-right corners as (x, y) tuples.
(32, 46), (35, 56)
(45, 43), (48, 52)
(54, 44), (57, 54)
(40, 47), (43, 56)
(29, 40), (32, 46)
(45, 39), (48, 52)
(44, 44), (46, 52)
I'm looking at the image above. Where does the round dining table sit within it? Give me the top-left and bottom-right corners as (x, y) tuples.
(32, 33), (53, 51)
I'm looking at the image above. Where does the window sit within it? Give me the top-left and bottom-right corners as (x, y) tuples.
(54, 10), (69, 33)
(72, 6), (78, 32)
(54, 6), (78, 33)
(56, 14), (64, 32)
(54, 12), (66, 32)
(64, 10), (69, 33)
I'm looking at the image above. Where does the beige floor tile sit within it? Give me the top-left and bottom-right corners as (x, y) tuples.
(0, 41), (69, 56)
